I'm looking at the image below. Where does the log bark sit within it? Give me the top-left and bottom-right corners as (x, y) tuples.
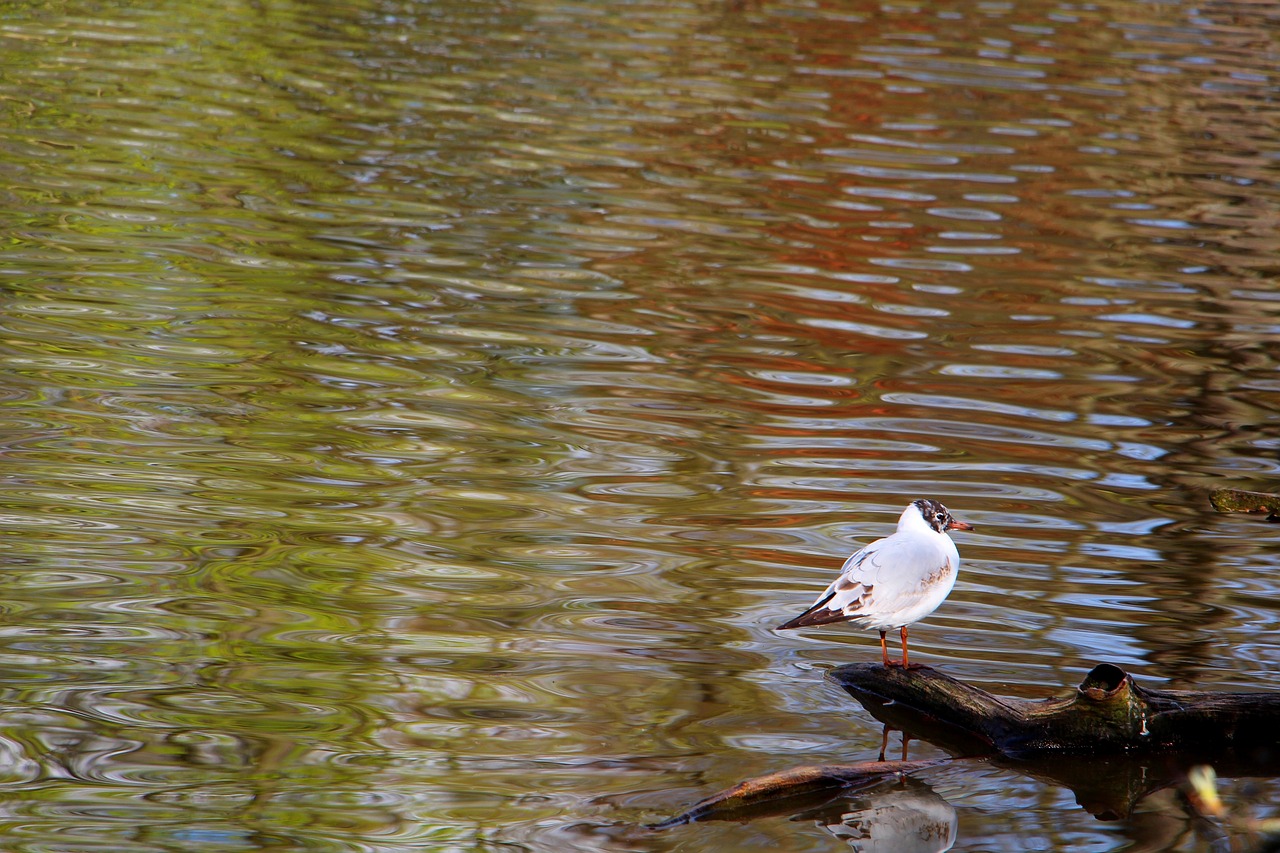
(646, 758), (950, 829)
(827, 662), (1280, 763)
(1209, 488), (1280, 517)
(650, 665), (1280, 830)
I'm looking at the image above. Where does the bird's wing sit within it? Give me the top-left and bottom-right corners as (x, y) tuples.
(777, 534), (953, 629)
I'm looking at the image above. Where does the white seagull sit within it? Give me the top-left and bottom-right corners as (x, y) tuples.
(777, 499), (973, 668)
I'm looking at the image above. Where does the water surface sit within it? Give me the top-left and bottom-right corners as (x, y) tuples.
(1, 0), (1278, 850)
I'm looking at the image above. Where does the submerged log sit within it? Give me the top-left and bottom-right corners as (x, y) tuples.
(650, 666), (1280, 831)
(1209, 488), (1280, 518)
(646, 758), (950, 829)
(828, 662), (1280, 763)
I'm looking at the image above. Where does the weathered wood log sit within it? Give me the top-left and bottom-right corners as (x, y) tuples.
(649, 664), (1280, 831)
(828, 662), (1280, 762)
(646, 758), (950, 829)
(647, 749), (1254, 828)
(1209, 488), (1280, 518)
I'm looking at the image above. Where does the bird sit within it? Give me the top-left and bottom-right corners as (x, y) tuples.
(776, 499), (973, 668)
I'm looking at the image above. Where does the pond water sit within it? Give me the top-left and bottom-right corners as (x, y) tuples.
(1, 0), (1278, 850)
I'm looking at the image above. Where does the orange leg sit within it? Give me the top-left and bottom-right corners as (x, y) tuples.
(900, 625), (910, 668)
(879, 630), (891, 667)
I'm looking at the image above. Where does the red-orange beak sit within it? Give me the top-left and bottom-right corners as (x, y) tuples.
(947, 519), (975, 531)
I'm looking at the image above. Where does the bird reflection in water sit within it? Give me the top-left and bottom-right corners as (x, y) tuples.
(879, 724), (912, 763)
(808, 775), (958, 853)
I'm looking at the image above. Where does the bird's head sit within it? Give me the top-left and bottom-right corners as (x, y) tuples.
(910, 499), (974, 534)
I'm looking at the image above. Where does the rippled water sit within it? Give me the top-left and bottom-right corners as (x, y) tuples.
(1, 0), (1278, 850)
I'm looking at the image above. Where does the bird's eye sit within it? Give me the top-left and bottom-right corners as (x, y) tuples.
(936, 512), (945, 520)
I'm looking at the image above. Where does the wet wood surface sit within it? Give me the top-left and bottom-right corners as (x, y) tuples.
(828, 662), (1280, 759)
(1209, 488), (1280, 516)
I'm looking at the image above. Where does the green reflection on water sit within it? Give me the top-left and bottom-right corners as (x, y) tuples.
(1, 0), (1279, 850)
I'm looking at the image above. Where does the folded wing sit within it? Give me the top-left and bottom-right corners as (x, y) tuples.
(776, 534), (953, 630)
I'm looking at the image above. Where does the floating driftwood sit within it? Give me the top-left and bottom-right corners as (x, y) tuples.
(649, 766), (960, 851)
(646, 758), (950, 829)
(650, 665), (1280, 831)
(1209, 488), (1280, 518)
(828, 662), (1280, 761)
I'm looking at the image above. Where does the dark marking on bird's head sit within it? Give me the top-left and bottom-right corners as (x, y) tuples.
(913, 499), (973, 534)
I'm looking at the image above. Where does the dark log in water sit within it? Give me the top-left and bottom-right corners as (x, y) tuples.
(1209, 488), (1280, 518)
(645, 758), (951, 829)
(827, 662), (1280, 762)
(648, 664), (1280, 831)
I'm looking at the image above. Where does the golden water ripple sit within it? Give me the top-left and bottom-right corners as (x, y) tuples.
(0, 0), (1279, 850)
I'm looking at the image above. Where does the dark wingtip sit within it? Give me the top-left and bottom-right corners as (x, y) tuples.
(775, 608), (850, 631)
